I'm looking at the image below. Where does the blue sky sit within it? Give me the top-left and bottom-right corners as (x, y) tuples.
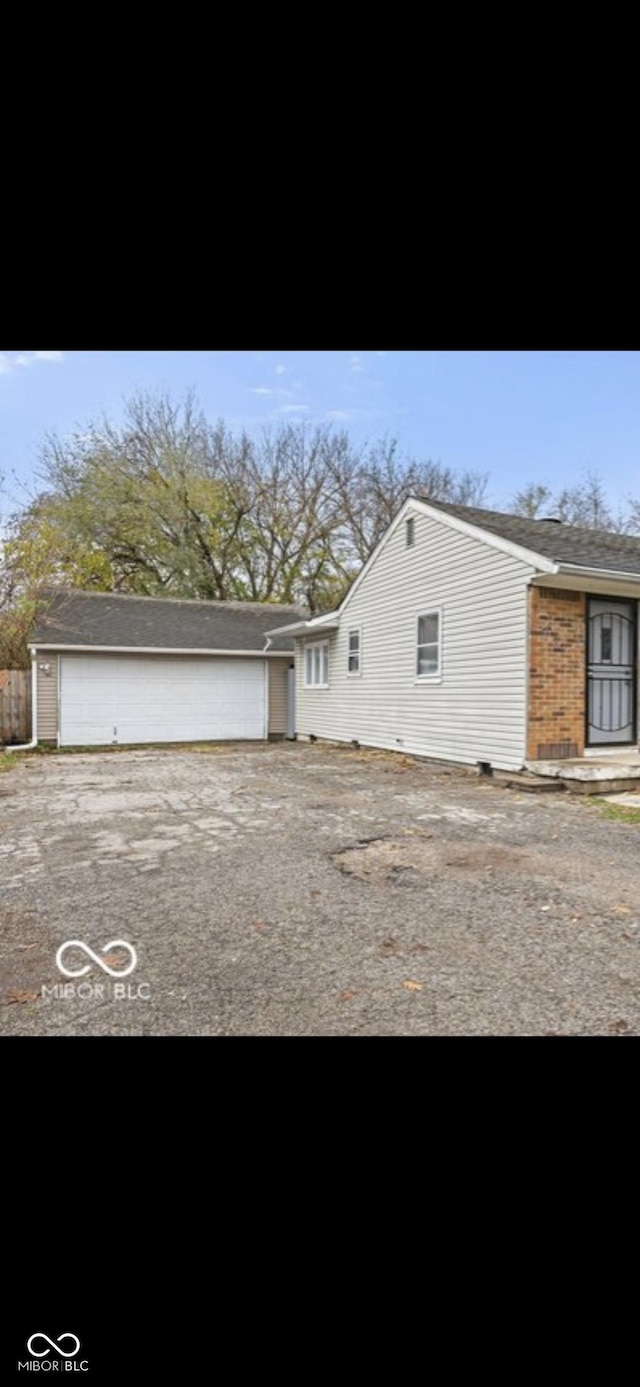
(2, 349), (640, 511)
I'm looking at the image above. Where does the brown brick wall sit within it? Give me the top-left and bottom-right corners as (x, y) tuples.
(527, 587), (586, 760)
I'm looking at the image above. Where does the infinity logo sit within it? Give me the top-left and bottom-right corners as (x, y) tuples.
(27, 1334), (80, 1358)
(56, 939), (138, 978)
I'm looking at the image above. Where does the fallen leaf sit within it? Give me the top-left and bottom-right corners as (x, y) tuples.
(16, 943), (38, 952)
(402, 979), (423, 993)
(6, 988), (39, 1004)
(252, 919), (268, 930)
(380, 936), (399, 956)
(409, 943), (430, 955)
(609, 1019), (629, 1034)
(310, 890), (321, 898)
(102, 952), (128, 966)
(338, 988), (358, 1003)
(614, 905), (631, 915)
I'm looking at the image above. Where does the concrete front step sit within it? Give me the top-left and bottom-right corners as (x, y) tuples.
(526, 757), (640, 781)
(504, 758), (640, 795)
(491, 769), (566, 793)
(560, 777), (640, 796)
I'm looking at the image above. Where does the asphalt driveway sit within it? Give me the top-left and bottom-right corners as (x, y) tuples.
(1, 742), (640, 1035)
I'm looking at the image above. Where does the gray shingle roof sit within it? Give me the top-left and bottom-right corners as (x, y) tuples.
(422, 499), (640, 576)
(32, 590), (304, 653)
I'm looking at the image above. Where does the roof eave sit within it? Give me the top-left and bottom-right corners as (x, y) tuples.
(266, 614), (341, 637)
(408, 498), (559, 573)
(30, 643), (295, 656)
(555, 562), (640, 582)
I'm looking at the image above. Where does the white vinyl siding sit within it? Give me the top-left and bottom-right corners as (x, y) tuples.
(59, 653), (267, 746)
(35, 654), (59, 741)
(296, 506), (536, 770)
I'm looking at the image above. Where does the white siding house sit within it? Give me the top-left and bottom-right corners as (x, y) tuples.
(296, 505), (535, 770)
(268, 498), (547, 772)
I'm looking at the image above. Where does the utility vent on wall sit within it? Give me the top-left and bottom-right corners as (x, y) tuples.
(537, 741), (578, 760)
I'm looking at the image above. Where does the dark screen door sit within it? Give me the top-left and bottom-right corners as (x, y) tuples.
(587, 599), (636, 745)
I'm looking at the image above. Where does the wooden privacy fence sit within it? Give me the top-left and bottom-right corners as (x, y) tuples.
(0, 669), (32, 746)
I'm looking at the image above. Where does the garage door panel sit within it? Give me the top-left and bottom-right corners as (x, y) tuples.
(60, 656), (266, 746)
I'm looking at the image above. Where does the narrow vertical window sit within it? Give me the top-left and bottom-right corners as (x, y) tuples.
(416, 611), (442, 678)
(348, 629), (361, 675)
(406, 517), (415, 547)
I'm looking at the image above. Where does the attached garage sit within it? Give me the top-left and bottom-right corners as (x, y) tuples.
(59, 655), (268, 747)
(31, 591), (300, 748)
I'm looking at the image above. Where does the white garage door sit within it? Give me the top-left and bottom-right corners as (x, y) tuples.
(59, 655), (266, 747)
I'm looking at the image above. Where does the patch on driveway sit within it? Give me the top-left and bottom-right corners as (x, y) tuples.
(332, 829), (539, 884)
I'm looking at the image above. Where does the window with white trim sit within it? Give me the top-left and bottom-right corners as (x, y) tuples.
(416, 610), (441, 678)
(347, 628), (361, 675)
(305, 640), (330, 687)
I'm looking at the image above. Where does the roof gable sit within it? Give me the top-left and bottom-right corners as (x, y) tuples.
(266, 497), (640, 641)
(265, 497), (553, 636)
(331, 496), (555, 622)
(332, 497), (640, 619)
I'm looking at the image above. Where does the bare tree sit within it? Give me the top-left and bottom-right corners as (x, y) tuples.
(17, 392), (489, 617)
(327, 435), (488, 568)
(512, 470), (634, 533)
(7, 388), (640, 666)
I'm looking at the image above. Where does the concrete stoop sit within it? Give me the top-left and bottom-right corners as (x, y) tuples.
(522, 754), (640, 797)
(491, 769), (567, 793)
(560, 777), (640, 796)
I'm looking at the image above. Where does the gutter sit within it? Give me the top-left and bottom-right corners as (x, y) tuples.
(555, 562), (640, 583)
(30, 644), (295, 656)
(5, 656), (38, 752)
(266, 618), (341, 638)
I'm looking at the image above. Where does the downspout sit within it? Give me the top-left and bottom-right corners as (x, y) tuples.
(261, 636), (273, 740)
(5, 652), (38, 752)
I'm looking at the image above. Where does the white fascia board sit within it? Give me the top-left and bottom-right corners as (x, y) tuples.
(555, 562), (640, 583)
(407, 499), (559, 574)
(272, 499), (560, 637)
(307, 612), (341, 626)
(331, 499), (417, 617)
(330, 497), (557, 623)
(266, 615), (341, 637)
(30, 644), (293, 657)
